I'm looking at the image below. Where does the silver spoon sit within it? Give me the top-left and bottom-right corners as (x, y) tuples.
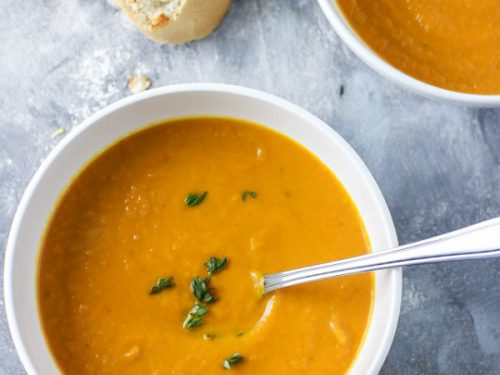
(263, 217), (500, 294)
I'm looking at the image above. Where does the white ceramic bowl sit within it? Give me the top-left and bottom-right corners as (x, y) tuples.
(317, 0), (500, 107)
(4, 84), (402, 374)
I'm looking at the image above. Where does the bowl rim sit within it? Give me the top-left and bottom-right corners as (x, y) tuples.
(316, 0), (500, 107)
(4, 83), (402, 374)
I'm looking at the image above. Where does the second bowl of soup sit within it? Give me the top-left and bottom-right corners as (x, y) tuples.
(317, 0), (500, 106)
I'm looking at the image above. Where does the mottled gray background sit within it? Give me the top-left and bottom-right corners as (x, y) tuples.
(1, 0), (499, 374)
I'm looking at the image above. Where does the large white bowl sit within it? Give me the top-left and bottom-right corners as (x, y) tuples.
(4, 84), (402, 374)
(317, 0), (500, 107)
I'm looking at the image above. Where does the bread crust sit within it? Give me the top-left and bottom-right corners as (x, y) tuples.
(118, 0), (233, 44)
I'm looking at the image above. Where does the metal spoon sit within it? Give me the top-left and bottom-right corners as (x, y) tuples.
(263, 217), (500, 294)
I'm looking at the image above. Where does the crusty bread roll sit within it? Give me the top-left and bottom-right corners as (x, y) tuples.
(117, 0), (233, 44)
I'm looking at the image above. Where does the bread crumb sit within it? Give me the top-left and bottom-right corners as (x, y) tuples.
(51, 128), (65, 138)
(128, 74), (152, 94)
(107, 0), (121, 9)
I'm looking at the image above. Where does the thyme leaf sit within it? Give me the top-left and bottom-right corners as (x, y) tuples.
(191, 277), (215, 303)
(185, 191), (208, 207)
(205, 256), (227, 275)
(149, 277), (175, 295)
(183, 315), (203, 329)
(222, 353), (244, 369)
(242, 191), (257, 201)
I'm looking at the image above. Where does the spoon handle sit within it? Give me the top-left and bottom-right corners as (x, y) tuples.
(263, 217), (500, 293)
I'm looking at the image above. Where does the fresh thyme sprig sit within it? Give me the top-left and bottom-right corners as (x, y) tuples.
(149, 277), (175, 295)
(183, 303), (208, 329)
(205, 256), (227, 275)
(191, 276), (216, 303)
(183, 256), (228, 330)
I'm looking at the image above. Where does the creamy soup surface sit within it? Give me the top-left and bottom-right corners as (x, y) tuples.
(336, 0), (500, 94)
(38, 117), (373, 374)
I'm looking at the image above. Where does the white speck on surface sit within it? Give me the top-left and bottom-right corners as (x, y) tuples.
(401, 280), (428, 314)
(67, 48), (125, 120)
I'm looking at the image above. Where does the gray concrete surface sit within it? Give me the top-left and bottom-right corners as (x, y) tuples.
(1, 0), (499, 374)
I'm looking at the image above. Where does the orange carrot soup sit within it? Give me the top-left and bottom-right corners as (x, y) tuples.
(38, 117), (373, 374)
(336, 0), (500, 94)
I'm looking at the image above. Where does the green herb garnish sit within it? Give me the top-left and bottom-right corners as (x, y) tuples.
(191, 277), (216, 303)
(185, 191), (208, 207)
(236, 332), (244, 337)
(222, 353), (244, 369)
(205, 256), (227, 275)
(242, 191), (257, 201)
(183, 257), (227, 331)
(149, 277), (175, 295)
(190, 303), (208, 317)
(183, 303), (208, 329)
(183, 315), (203, 329)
